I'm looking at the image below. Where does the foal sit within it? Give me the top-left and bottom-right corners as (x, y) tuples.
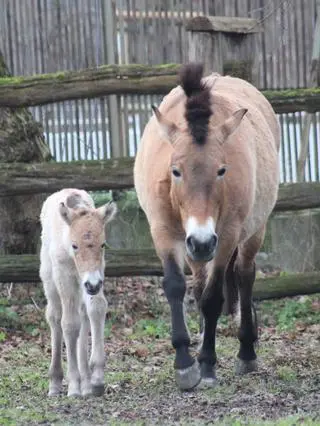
(134, 63), (280, 390)
(40, 188), (117, 397)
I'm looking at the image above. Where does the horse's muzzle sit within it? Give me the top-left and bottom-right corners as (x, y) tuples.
(185, 234), (218, 262)
(84, 280), (103, 295)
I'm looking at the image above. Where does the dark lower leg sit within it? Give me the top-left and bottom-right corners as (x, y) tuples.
(236, 262), (258, 368)
(162, 255), (193, 370)
(198, 268), (224, 380)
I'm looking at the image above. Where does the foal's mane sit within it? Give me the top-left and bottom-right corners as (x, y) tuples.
(180, 63), (212, 146)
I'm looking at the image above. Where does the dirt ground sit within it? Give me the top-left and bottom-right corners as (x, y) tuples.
(0, 277), (319, 426)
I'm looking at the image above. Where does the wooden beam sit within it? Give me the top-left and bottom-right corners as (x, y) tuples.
(0, 64), (181, 108)
(1, 251), (320, 300)
(0, 158), (319, 212)
(1, 64), (320, 113)
(0, 158), (135, 196)
(275, 182), (320, 212)
(185, 16), (261, 34)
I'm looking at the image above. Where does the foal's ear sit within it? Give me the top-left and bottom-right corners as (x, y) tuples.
(59, 202), (72, 225)
(97, 201), (117, 224)
(218, 108), (248, 143)
(152, 105), (178, 142)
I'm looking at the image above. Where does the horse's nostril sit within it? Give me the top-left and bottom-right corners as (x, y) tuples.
(209, 234), (218, 251)
(84, 281), (90, 290)
(186, 235), (196, 252)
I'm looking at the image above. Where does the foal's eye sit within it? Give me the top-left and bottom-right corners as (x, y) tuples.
(72, 243), (78, 251)
(217, 167), (227, 178)
(172, 167), (181, 178)
(101, 242), (106, 249)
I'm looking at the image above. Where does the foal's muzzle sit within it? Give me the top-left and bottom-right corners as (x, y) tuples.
(84, 279), (103, 295)
(186, 233), (218, 262)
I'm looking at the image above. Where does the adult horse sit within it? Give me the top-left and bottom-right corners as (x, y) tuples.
(134, 63), (280, 390)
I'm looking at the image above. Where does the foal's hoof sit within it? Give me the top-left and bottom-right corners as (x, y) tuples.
(92, 384), (105, 397)
(235, 358), (258, 375)
(175, 360), (201, 391)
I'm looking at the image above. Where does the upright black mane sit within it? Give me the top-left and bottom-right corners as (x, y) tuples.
(179, 63), (212, 145)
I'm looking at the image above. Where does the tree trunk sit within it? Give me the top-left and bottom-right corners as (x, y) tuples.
(0, 50), (51, 254)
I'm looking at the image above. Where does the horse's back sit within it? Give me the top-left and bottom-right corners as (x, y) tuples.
(207, 74), (280, 151)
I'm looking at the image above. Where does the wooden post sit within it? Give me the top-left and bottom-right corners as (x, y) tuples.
(103, 0), (124, 158)
(297, 0), (320, 182)
(186, 16), (262, 86)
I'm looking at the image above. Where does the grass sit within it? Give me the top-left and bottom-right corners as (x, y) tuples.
(258, 295), (320, 331)
(0, 283), (319, 425)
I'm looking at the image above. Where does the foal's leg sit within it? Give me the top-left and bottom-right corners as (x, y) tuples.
(78, 303), (91, 396)
(85, 290), (107, 396)
(55, 271), (82, 397)
(198, 240), (236, 387)
(235, 228), (265, 374)
(40, 252), (63, 396)
(45, 287), (63, 396)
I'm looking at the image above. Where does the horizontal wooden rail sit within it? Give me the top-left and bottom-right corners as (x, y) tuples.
(1, 250), (320, 300)
(0, 63), (320, 113)
(0, 158), (135, 196)
(0, 158), (319, 212)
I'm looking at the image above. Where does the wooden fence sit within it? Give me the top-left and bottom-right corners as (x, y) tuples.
(0, 63), (320, 298)
(1, 0), (319, 182)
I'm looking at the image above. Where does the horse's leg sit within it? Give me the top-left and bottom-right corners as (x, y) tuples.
(223, 248), (239, 315)
(162, 252), (200, 390)
(187, 260), (206, 345)
(85, 290), (107, 396)
(55, 270), (82, 397)
(45, 288), (63, 396)
(77, 303), (91, 396)
(235, 227), (265, 374)
(40, 251), (63, 396)
(198, 239), (237, 387)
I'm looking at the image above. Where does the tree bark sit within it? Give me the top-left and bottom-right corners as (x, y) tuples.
(0, 50), (50, 254)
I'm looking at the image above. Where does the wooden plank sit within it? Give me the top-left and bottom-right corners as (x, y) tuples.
(185, 16), (261, 33)
(0, 159), (319, 212)
(1, 251), (320, 301)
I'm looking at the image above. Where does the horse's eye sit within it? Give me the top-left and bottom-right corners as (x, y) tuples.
(172, 168), (181, 178)
(217, 167), (226, 177)
(72, 243), (78, 251)
(101, 242), (106, 249)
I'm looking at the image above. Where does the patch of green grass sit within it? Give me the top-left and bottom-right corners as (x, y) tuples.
(133, 318), (170, 339)
(258, 295), (320, 331)
(276, 366), (297, 382)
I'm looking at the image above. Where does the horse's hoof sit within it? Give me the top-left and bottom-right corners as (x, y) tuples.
(92, 384), (105, 397)
(198, 362), (217, 388)
(48, 389), (62, 397)
(197, 377), (217, 389)
(175, 360), (201, 391)
(235, 358), (258, 375)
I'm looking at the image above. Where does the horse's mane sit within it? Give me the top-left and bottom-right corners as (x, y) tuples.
(180, 63), (212, 146)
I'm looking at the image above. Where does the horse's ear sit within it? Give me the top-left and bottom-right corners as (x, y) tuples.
(59, 202), (72, 225)
(152, 105), (178, 142)
(218, 108), (247, 143)
(97, 201), (117, 224)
